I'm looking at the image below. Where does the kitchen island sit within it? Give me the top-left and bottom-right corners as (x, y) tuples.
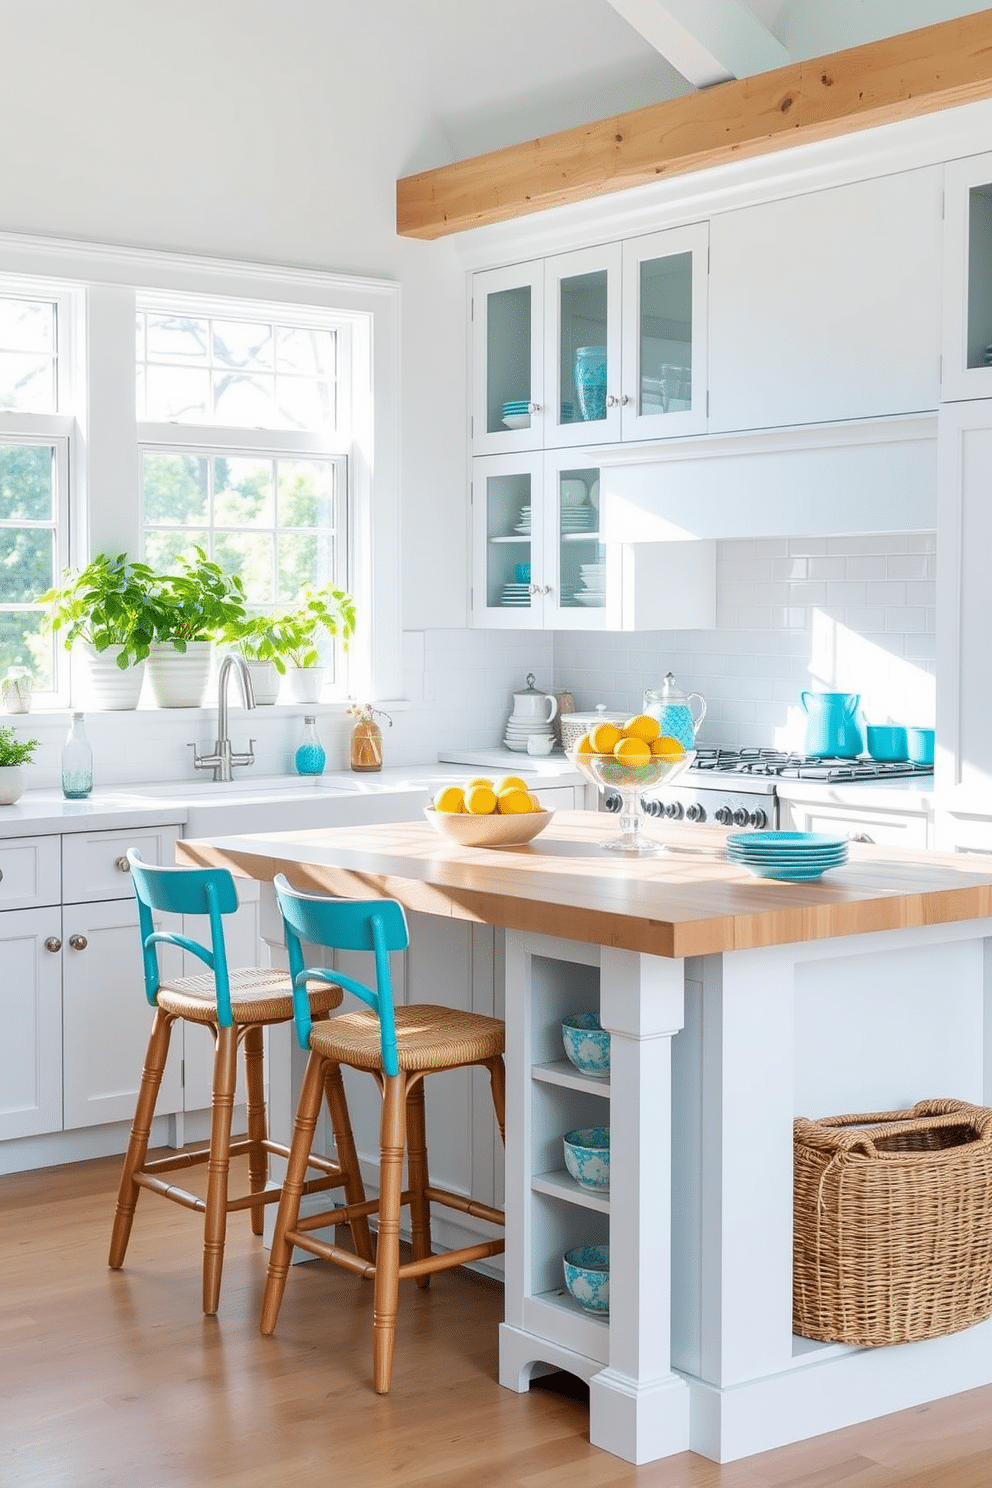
(179, 812), (992, 1466)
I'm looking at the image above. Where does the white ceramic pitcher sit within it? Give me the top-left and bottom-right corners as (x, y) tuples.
(511, 674), (558, 724)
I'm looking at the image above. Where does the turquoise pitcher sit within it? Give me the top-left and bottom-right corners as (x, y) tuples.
(644, 673), (706, 751)
(801, 691), (864, 758)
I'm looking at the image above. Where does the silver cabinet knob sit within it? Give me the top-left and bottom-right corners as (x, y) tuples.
(850, 833), (874, 844)
(115, 856), (131, 873)
(527, 402), (540, 413)
(69, 934), (88, 951)
(606, 393), (629, 407)
(44, 936), (62, 953)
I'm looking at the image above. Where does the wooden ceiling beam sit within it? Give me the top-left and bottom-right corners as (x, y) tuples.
(396, 9), (992, 240)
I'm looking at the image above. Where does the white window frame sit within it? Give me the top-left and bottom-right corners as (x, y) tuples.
(0, 234), (402, 708)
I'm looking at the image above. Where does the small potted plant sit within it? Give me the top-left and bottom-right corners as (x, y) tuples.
(222, 583), (355, 704)
(144, 548), (248, 708)
(38, 552), (159, 710)
(0, 723), (40, 805)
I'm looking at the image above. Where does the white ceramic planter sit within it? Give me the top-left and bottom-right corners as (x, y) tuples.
(145, 640), (213, 708)
(284, 666), (325, 704)
(246, 660), (280, 705)
(0, 766), (24, 804)
(78, 644), (145, 710)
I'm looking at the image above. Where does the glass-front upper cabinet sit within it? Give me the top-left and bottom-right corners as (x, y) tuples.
(620, 223), (708, 441)
(543, 245), (623, 448)
(942, 154), (992, 402)
(471, 261), (545, 456)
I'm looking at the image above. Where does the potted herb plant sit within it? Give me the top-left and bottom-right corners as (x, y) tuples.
(38, 552), (159, 710)
(0, 723), (40, 805)
(144, 548), (248, 708)
(222, 583), (355, 704)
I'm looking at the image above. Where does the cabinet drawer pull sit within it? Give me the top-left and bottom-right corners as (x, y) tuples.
(69, 934), (88, 951)
(0, 866), (4, 881)
(45, 936), (62, 953)
(115, 856), (131, 873)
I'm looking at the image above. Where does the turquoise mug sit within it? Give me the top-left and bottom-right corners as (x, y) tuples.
(905, 727), (935, 767)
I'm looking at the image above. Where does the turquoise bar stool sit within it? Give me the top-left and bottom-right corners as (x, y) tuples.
(109, 851), (372, 1314)
(260, 875), (506, 1393)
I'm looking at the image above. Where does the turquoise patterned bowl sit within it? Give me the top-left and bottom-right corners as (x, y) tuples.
(563, 1245), (610, 1314)
(561, 1012), (610, 1076)
(563, 1127), (610, 1191)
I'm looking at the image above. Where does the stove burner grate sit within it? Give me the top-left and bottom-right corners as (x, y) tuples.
(690, 747), (932, 784)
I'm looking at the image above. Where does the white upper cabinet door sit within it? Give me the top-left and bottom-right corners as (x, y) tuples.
(708, 167), (942, 434)
(620, 223), (709, 442)
(471, 451), (545, 627)
(543, 243), (623, 449)
(472, 260), (545, 456)
(942, 152), (992, 403)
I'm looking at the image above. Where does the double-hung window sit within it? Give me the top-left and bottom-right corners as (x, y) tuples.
(0, 287), (72, 698)
(136, 294), (351, 690)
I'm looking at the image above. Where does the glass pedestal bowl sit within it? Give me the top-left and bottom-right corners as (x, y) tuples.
(569, 747), (695, 856)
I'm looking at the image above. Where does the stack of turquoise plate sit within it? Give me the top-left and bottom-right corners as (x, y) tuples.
(726, 831), (848, 882)
(502, 400), (531, 429)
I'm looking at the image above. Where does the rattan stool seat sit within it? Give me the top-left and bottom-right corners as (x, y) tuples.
(309, 1003), (504, 1072)
(156, 968), (342, 1025)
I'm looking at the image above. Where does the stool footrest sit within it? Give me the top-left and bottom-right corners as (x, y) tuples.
(424, 1185), (504, 1228)
(134, 1173), (207, 1213)
(398, 1238), (505, 1280)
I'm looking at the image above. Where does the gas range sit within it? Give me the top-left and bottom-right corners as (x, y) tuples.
(605, 746), (933, 830)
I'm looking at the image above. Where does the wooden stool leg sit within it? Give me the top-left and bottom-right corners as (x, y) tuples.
(260, 1051), (327, 1336)
(109, 1007), (174, 1269)
(405, 1076), (432, 1288)
(243, 1023), (268, 1236)
(202, 1024), (239, 1315)
(321, 1062), (374, 1263)
(372, 1073), (406, 1394)
(487, 1056), (506, 1145)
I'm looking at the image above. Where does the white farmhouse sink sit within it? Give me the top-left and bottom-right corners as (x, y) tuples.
(112, 774), (435, 837)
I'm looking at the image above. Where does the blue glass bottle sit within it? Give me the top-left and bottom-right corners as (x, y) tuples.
(62, 712), (93, 799)
(295, 715), (325, 776)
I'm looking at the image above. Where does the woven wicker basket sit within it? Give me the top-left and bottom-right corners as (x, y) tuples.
(793, 1098), (992, 1347)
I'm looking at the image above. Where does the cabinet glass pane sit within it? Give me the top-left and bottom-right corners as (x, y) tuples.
(557, 466), (603, 609)
(559, 271), (608, 429)
(639, 251), (692, 417)
(486, 286), (532, 434)
(485, 469), (533, 611)
(967, 184), (992, 370)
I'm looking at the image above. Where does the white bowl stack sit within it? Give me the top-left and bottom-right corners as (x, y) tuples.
(503, 712), (557, 752)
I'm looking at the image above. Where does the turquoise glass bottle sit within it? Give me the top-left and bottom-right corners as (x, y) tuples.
(62, 712), (93, 799)
(295, 715), (325, 776)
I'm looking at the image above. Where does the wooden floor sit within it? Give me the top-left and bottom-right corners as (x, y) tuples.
(3, 1153), (992, 1488)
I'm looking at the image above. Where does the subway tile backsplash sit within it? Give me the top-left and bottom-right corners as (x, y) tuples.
(552, 533), (936, 753)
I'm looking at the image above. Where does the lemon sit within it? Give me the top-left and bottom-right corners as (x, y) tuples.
(433, 784), (465, 814)
(466, 776), (494, 789)
(464, 783), (498, 815)
(575, 733), (595, 757)
(613, 735), (652, 766)
(496, 787), (532, 815)
(589, 720), (623, 755)
(651, 735), (686, 758)
(526, 792), (543, 812)
(622, 713), (661, 744)
(494, 774), (528, 794)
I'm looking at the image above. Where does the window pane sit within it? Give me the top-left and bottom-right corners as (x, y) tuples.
(144, 365), (210, 421)
(145, 314), (209, 363)
(212, 371), (276, 425)
(277, 531), (336, 600)
(214, 457), (274, 528)
(213, 319), (273, 372)
(0, 443), (53, 521)
(276, 326), (334, 376)
(144, 528), (209, 571)
(0, 352), (55, 412)
(215, 531), (274, 603)
(0, 611), (52, 690)
(1, 527), (54, 602)
(143, 452), (209, 525)
(0, 297), (55, 352)
(276, 376), (333, 429)
(277, 459), (335, 528)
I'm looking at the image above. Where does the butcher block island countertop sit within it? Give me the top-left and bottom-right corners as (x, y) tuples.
(176, 808), (992, 959)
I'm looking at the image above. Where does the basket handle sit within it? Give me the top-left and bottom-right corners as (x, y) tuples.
(795, 1099), (992, 1157)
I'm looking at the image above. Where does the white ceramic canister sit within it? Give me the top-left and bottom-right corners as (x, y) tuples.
(559, 704), (629, 753)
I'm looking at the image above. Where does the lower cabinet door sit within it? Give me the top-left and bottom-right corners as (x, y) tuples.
(0, 905), (63, 1141)
(62, 897), (184, 1131)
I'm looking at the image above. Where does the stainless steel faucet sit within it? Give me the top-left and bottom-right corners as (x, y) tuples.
(191, 653), (257, 782)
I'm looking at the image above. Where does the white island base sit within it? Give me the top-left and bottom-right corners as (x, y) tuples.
(498, 918), (992, 1465)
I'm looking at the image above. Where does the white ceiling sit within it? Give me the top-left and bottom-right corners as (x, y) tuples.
(402, 0), (991, 173)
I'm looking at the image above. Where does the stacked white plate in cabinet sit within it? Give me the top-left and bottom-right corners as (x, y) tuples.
(726, 831), (848, 882)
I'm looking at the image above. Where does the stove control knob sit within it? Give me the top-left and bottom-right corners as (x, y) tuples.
(750, 808), (768, 829)
(715, 806), (733, 825)
(686, 803), (706, 823)
(663, 801), (683, 820)
(641, 798), (664, 818)
(732, 808), (750, 827)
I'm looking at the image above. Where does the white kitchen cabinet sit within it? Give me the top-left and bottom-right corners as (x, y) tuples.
(942, 151), (992, 404)
(708, 167), (942, 434)
(780, 796), (930, 849)
(471, 225), (707, 458)
(472, 451), (714, 631)
(0, 902), (63, 1141)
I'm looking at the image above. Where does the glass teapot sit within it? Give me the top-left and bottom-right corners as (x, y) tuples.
(643, 672), (706, 751)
